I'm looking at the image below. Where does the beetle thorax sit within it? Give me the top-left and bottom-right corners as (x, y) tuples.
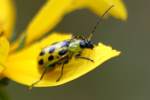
(68, 39), (83, 53)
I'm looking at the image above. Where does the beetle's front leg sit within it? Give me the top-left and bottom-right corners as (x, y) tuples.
(75, 54), (94, 62)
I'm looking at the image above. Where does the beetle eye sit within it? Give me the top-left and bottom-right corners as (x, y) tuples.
(80, 41), (86, 48)
(86, 41), (94, 49)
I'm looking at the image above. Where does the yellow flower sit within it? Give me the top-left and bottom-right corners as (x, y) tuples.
(0, 0), (127, 87)
(0, 36), (9, 76)
(0, 0), (14, 76)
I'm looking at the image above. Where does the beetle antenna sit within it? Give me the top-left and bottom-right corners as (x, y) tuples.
(88, 5), (114, 40)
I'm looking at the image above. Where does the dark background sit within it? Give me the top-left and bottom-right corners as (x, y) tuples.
(6, 0), (150, 100)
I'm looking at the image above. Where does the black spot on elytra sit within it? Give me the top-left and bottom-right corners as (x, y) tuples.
(39, 51), (45, 56)
(59, 49), (68, 56)
(49, 47), (55, 53)
(61, 41), (69, 47)
(48, 55), (54, 61)
(38, 59), (44, 65)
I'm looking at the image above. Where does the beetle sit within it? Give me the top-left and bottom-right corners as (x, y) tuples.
(30, 5), (114, 88)
(38, 35), (94, 80)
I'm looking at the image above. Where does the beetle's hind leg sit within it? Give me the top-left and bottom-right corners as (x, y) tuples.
(56, 59), (69, 82)
(56, 63), (65, 82)
(29, 67), (48, 90)
(29, 64), (55, 89)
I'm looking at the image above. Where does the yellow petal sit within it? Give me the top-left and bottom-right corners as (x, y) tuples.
(0, 36), (9, 73)
(106, 0), (127, 20)
(0, 0), (16, 39)
(0, 36), (9, 64)
(4, 33), (120, 87)
(67, 0), (127, 20)
(25, 0), (73, 45)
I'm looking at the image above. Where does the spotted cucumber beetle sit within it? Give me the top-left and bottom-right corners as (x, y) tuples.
(30, 5), (114, 88)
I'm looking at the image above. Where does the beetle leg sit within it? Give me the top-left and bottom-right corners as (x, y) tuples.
(29, 67), (49, 90)
(56, 63), (65, 82)
(75, 54), (94, 62)
(56, 58), (69, 82)
(29, 64), (56, 90)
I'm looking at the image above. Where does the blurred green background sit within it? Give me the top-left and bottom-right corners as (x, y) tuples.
(4, 0), (150, 100)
